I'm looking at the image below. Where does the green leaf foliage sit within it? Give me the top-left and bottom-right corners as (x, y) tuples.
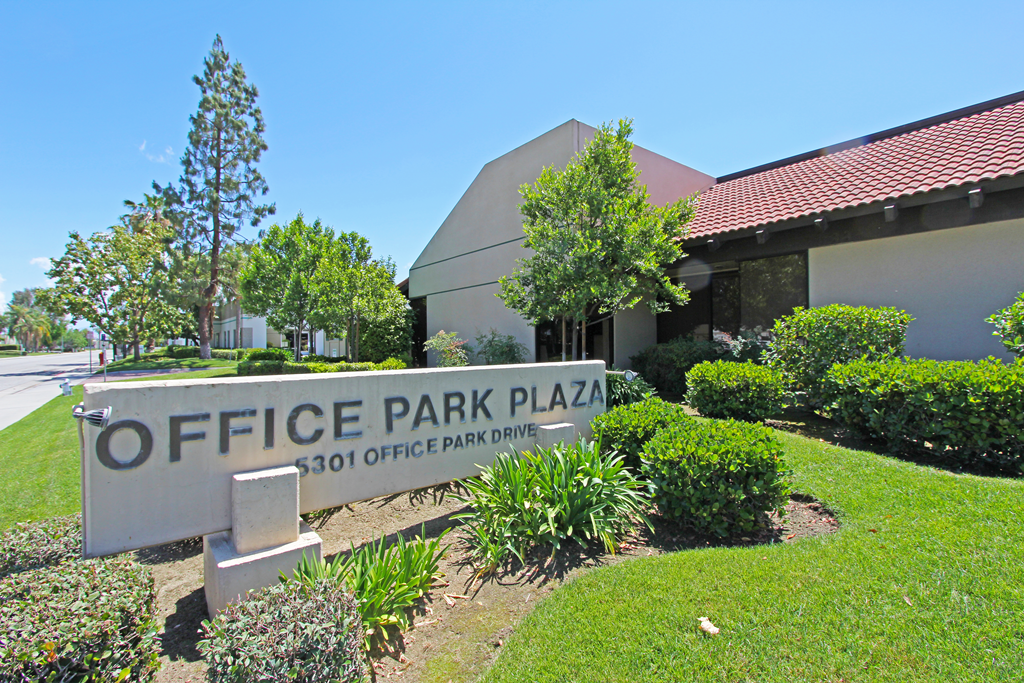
(199, 578), (367, 682)
(590, 398), (690, 472)
(823, 357), (1024, 472)
(473, 328), (530, 365)
(986, 291), (1024, 358)
(284, 526), (448, 648)
(629, 335), (724, 394)
(642, 419), (790, 537)
(455, 439), (650, 575)
(0, 556), (160, 682)
(605, 371), (657, 408)
(686, 360), (787, 422)
(423, 330), (470, 367)
(244, 347), (290, 362)
(358, 289), (414, 363)
(1, 514), (81, 577)
(497, 119), (695, 342)
(764, 304), (913, 407)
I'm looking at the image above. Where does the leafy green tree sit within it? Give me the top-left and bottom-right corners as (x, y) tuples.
(3, 302), (50, 352)
(498, 119), (695, 360)
(161, 35), (274, 360)
(473, 328), (530, 365)
(358, 281), (414, 362)
(240, 214), (332, 361)
(43, 213), (179, 360)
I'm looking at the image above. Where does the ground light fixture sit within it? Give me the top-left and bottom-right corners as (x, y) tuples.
(72, 404), (111, 429)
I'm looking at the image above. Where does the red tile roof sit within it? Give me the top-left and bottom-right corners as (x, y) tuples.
(688, 98), (1024, 240)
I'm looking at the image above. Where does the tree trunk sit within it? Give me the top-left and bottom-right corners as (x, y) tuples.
(309, 328), (316, 356)
(198, 303), (212, 359)
(133, 335), (141, 361)
(235, 298), (243, 349)
(571, 319), (578, 362)
(561, 317), (566, 361)
(294, 324), (303, 362)
(581, 320), (587, 361)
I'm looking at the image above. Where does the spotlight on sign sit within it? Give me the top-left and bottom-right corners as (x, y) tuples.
(624, 370), (638, 383)
(72, 404), (112, 429)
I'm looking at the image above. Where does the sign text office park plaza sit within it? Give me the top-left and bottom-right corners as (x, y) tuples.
(77, 362), (606, 613)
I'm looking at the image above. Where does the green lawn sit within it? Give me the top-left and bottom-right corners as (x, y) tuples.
(0, 386), (83, 528)
(0, 369), (238, 528)
(468, 432), (1024, 683)
(100, 357), (235, 373)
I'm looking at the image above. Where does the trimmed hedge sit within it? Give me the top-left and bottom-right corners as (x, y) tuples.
(765, 304), (912, 407)
(245, 348), (291, 362)
(824, 357), (1024, 472)
(1, 515), (81, 577)
(0, 557), (160, 682)
(591, 398), (689, 472)
(238, 359), (405, 376)
(303, 353), (349, 364)
(642, 419), (789, 537)
(375, 357), (408, 371)
(0, 344), (19, 352)
(686, 360), (786, 422)
(237, 360), (285, 376)
(629, 336), (722, 394)
(199, 578), (366, 683)
(168, 345), (201, 359)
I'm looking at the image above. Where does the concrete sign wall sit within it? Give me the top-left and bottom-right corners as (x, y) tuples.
(81, 361), (606, 557)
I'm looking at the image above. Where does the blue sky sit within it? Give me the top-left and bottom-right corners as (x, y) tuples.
(2, 1), (1022, 310)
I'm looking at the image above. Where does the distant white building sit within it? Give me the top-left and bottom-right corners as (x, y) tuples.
(211, 301), (349, 358)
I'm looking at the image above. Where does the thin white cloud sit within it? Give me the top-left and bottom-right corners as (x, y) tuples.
(138, 140), (170, 163)
(30, 257), (50, 268)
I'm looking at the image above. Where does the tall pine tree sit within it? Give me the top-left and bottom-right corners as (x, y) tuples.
(166, 35), (274, 358)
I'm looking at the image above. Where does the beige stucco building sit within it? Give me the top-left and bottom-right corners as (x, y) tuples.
(410, 92), (1024, 367)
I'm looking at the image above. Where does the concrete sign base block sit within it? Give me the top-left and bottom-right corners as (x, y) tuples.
(231, 466), (300, 554)
(203, 522), (322, 616)
(537, 422), (576, 449)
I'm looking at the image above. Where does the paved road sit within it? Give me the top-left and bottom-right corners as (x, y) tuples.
(0, 351), (96, 431)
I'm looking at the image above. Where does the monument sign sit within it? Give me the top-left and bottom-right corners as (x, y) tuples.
(80, 361), (606, 558)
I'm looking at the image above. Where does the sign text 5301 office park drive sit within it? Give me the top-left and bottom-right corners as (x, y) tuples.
(81, 361), (606, 557)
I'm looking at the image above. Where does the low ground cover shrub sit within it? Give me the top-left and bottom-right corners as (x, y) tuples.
(210, 349), (242, 361)
(302, 353), (348, 364)
(591, 398), (689, 471)
(1, 556), (160, 682)
(455, 440), (649, 575)
(643, 419), (789, 537)
(605, 371), (657, 407)
(375, 357), (408, 370)
(239, 359), (401, 376)
(630, 336), (723, 394)
(987, 292), (1024, 358)
(824, 357), (1024, 472)
(0, 514), (81, 576)
(686, 360), (786, 421)
(284, 526), (447, 647)
(200, 578), (366, 682)
(765, 304), (912, 407)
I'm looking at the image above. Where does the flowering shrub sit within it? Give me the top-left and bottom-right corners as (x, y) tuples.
(423, 330), (470, 367)
(986, 292), (1024, 358)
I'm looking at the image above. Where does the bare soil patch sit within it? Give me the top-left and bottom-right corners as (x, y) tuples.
(145, 486), (837, 683)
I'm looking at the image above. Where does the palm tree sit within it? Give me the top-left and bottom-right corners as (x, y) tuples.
(5, 305), (50, 351)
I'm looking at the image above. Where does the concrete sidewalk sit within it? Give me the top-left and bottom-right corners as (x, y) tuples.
(0, 351), (94, 431)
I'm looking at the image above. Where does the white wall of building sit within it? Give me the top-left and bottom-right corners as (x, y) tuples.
(410, 119), (715, 367)
(809, 218), (1024, 361)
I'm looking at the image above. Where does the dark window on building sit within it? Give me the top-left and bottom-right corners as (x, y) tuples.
(410, 297), (427, 367)
(656, 252), (808, 342)
(739, 253), (808, 331)
(535, 318), (614, 364)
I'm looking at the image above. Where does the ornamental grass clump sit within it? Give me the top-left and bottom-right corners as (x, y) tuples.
(642, 420), (789, 537)
(823, 357), (1024, 472)
(685, 360), (787, 422)
(764, 304), (912, 407)
(455, 439), (650, 576)
(284, 525), (448, 647)
(199, 578), (367, 683)
(1, 556), (160, 682)
(590, 398), (689, 471)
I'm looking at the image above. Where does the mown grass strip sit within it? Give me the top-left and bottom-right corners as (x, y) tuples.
(470, 432), (1024, 683)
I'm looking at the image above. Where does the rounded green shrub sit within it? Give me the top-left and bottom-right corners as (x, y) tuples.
(686, 360), (786, 421)
(824, 357), (1024, 472)
(591, 398), (689, 471)
(168, 345), (201, 359)
(764, 304), (913, 406)
(606, 371), (657, 408)
(987, 292), (1024, 358)
(1, 514), (82, 577)
(375, 357), (408, 370)
(236, 360), (284, 376)
(0, 556), (160, 682)
(246, 347), (291, 362)
(642, 419), (789, 537)
(199, 578), (367, 683)
(629, 336), (722, 394)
